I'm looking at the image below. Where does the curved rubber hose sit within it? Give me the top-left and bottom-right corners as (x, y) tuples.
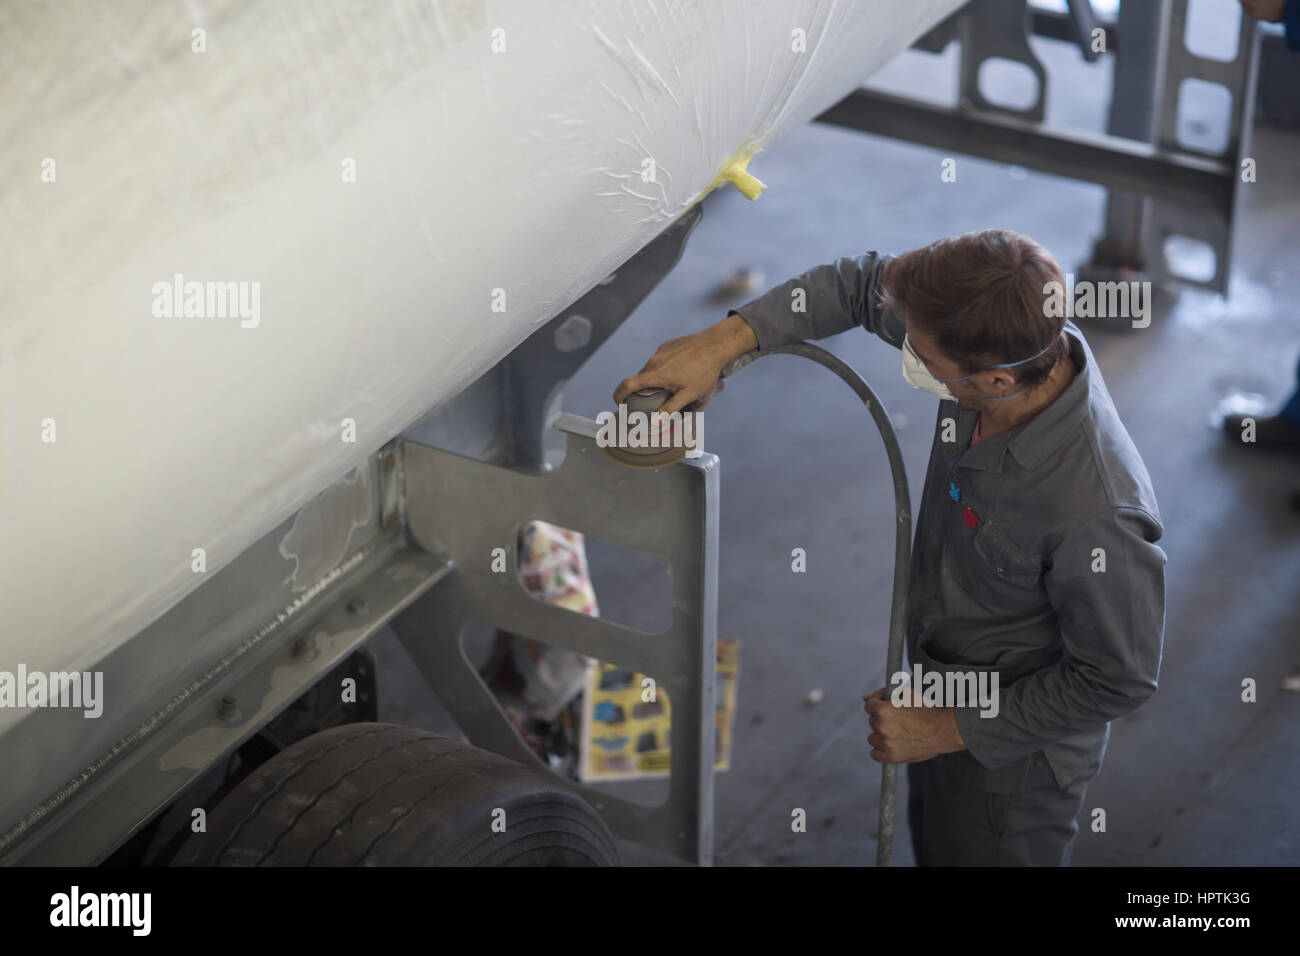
(720, 344), (912, 867)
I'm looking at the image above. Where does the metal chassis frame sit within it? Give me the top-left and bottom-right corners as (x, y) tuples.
(2, 425), (719, 866)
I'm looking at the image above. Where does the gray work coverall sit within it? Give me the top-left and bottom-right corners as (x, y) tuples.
(731, 252), (1167, 866)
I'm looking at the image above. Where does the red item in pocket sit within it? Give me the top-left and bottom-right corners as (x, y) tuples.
(962, 506), (979, 531)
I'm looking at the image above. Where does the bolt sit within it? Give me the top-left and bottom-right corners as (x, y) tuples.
(217, 695), (241, 723)
(292, 634), (319, 661)
(346, 597), (367, 614)
(553, 314), (592, 353)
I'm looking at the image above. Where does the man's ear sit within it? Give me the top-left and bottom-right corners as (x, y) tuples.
(987, 367), (1019, 390)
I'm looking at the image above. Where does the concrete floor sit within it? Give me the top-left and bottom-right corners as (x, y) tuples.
(375, 19), (1300, 865)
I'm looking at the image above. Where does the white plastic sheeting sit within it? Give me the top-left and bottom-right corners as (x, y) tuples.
(0, 0), (962, 703)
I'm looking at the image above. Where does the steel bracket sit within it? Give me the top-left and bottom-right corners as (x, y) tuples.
(392, 415), (719, 865)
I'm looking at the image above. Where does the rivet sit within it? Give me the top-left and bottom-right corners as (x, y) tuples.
(347, 597), (367, 614)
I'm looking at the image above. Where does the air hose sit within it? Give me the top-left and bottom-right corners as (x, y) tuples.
(719, 343), (913, 867)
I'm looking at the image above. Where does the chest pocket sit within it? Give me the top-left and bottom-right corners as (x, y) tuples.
(951, 515), (1044, 604)
(974, 521), (1040, 584)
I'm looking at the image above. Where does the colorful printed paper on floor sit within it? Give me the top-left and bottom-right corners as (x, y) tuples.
(580, 638), (739, 781)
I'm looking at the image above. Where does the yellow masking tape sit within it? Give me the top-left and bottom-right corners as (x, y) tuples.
(722, 161), (766, 200)
(706, 144), (767, 200)
(665, 143), (769, 231)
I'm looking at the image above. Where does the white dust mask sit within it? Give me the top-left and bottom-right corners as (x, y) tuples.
(902, 334), (959, 401)
(901, 333), (1056, 403)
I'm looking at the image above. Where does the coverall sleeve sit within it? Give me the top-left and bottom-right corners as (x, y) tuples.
(727, 251), (906, 351)
(953, 505), (1168, 770)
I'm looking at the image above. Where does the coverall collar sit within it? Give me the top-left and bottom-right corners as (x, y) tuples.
(952, 321), (1091, 475)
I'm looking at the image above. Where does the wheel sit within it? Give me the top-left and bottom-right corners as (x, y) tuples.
(173, 722), (620, 866)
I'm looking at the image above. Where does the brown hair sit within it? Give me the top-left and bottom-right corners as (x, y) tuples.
(879, 229), (1067, 388)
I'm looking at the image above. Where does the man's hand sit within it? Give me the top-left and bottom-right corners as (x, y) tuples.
(863, 686), (966, 764)
(613, 313), (758, 415)
(1241, 0), (1286, 22)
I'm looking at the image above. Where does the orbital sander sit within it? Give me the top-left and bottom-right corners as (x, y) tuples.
(600, 382), (720, 469)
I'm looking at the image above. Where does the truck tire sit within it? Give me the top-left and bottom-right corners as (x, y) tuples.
(173, 722), (619, 866)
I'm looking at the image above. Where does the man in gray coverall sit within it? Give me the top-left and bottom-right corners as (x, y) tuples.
(613, 229), (1167, 866)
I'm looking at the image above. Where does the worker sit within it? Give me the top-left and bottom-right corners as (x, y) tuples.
(613, 229), (1167, 865)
